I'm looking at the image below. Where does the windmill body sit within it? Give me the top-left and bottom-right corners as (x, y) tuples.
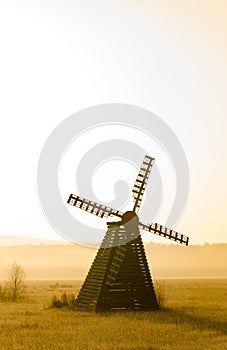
(67, 156), (189, 311)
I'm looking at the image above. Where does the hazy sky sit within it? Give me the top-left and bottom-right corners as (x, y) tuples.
(0, 0), (226, 244)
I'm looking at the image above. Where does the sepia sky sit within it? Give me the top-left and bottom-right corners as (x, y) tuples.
(0, 0), (226, 244)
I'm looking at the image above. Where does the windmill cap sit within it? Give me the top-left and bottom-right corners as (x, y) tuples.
(122, 211), (139, 225)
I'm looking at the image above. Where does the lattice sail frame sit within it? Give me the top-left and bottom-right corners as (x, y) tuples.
(132, 155), (154, 213)
(139, 222), (189, 246)
(67, 194), (123, 219)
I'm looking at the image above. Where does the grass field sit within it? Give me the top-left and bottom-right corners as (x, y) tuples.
(0, 279), (226, 350)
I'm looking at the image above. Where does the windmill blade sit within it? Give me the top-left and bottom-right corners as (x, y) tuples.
(67, 194), (123, 219)
(139, 222), (189, 246)
(132, 155), (155, 213)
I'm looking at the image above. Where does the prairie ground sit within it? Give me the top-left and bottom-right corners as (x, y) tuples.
(0, 279), (226, 350)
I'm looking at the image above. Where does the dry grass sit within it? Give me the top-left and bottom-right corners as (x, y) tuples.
(0, 279), (226, 350)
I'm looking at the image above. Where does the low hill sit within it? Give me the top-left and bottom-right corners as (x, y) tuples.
(0, 235), (69, 246)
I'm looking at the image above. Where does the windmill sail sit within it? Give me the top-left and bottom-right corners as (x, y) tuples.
(132, 155), (155, 213)
(67, 194), (123, 219)
(139, 222), (189, 245)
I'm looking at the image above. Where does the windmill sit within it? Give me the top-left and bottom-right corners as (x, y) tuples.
(67, 155), (189, 311)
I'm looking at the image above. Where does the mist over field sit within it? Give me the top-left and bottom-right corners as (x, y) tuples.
(0, 237), (226, 280)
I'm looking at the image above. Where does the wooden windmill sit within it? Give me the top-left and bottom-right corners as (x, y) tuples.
(67, 155), (189, 311)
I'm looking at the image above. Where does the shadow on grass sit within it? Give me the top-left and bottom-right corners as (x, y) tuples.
(48, 292), (226, 335)
(94, 307), (227, 335)
(149, 308), (227, 335)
